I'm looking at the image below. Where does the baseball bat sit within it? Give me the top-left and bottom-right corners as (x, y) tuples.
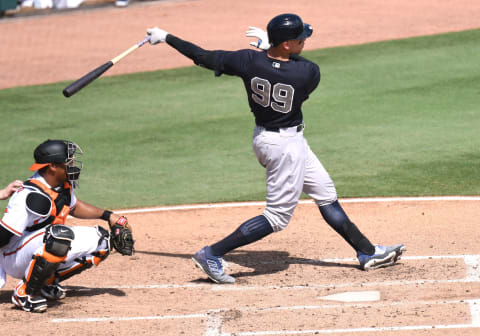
(62, 36), (151, 98)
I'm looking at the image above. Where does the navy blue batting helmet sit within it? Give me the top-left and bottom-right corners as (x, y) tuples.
(267, 13), (313, 47)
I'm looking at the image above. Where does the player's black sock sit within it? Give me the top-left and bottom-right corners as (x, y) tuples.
(319, 201), (375, 255)
(210, 215), (273, 256)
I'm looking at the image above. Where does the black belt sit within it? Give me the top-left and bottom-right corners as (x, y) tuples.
(264, 124), (304, 133)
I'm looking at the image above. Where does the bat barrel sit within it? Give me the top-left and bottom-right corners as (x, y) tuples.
(62, 36), (149, 98)
(63, 61), (113, 97)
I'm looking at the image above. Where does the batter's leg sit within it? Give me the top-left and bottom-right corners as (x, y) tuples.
(319, 200), (405, 270)
(254, 127), (307, 231)
(302, 143), (406, 270)
(319, 200), (374, 255)
(302, 142), (374, 253)
(210, 215), (273, 256)
(193, 128), (306, 283)
(193, 215), (273, 284)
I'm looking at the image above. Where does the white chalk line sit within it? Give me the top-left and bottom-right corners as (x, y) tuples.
(59, 198), (480, 333)
(264, 254), (479, 264)
(215, 299), (480, 336)
(51, 253), (480, 334)
(469, 299), (480, 325)
(207, 299), (480, 336)
(206, 312), (224, 336)
(211, 278), (479, 292)
(70, 254), (480, 292)
(73, 277), (477, 293)
(115, 196), (480, 214)
(51, 298), (480, 335)
(232, 323), (479, 336)
(51, 313), (206, 323)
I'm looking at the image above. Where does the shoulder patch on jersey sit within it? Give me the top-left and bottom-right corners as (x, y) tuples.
(26, 192), (52, 217)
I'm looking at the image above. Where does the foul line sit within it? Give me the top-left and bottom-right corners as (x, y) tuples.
(68, 254), (480, 292)
(51, 313), (206, 323)
(115, 196), (480, 215)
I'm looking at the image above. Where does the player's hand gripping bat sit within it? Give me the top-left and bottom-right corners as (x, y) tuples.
(62, 36), (150, 97)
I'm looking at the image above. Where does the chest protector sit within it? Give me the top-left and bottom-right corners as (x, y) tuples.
(23, 179), (73, 232)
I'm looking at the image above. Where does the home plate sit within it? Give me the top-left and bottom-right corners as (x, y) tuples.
(319, 291), (380, 302)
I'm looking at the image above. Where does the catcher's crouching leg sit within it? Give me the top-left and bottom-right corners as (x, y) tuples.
(13, 225), (74, 312)
(54, 226), (110, 283)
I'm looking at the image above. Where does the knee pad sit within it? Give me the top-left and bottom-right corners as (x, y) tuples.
(95, 225), (111, 253)
(93, 225), (111, 263)
(44, 225), (75, 257)
(54, 226), (110, 283)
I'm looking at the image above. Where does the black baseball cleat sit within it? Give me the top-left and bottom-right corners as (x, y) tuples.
(12, 293), (47, 313)
(41, 283), (67, 301)
(12, 281), (48, 313)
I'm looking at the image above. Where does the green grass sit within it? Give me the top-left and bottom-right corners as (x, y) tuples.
(1, 29), (479, 209)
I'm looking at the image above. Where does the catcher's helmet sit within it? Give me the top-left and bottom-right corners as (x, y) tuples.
(267, 13), (313, 47)
(30, 139), (83, 186)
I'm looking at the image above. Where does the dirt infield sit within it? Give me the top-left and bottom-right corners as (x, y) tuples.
(1, 0), (480, 335)
(1, 199), (480, 335)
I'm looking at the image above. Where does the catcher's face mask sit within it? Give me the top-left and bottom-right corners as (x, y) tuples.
(65, 141), (83, 188)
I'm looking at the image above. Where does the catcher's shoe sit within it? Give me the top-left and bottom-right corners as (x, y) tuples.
(192, 246), (235, 284)
(12, 282), (47, 313)
(358, 244), (406, 271)
(41, 283), (67, 301)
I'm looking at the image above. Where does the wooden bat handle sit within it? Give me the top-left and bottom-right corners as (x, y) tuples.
(112, 36), (151, 64)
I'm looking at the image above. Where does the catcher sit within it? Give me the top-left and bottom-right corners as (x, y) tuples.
(0, 139), (134, 313)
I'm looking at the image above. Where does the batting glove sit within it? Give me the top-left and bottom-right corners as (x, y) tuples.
(246, 26), (271, 51)
(146, 27), (169, 45)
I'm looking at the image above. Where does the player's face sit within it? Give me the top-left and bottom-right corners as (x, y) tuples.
(52, 163), (69, 184)
(287, 39), (305, 54)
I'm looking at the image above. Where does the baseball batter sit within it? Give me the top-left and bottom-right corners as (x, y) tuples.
(147, 13), (405, 284)
(0, 139), (134, 312)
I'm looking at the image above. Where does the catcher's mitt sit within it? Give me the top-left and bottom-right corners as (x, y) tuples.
(110, 216), (134, 255)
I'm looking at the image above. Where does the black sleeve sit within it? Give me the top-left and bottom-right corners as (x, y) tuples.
(0, 225), (13, 248)
(166, 34), (216, 70)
